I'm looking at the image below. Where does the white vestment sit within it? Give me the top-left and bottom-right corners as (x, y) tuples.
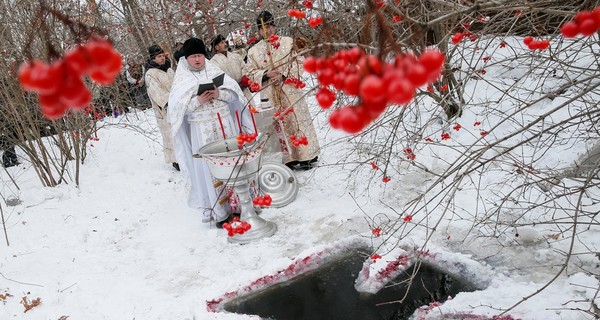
(168, 58), (252, 223)
(145, 67), (176, 163)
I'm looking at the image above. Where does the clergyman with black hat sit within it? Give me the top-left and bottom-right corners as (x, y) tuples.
(167, 37), (253, 227)
(244, 10), (320, 170)
(210, 34), (253, 101)
(144, 44), (178, 171)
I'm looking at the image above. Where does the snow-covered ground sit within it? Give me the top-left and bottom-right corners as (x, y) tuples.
(1, 36), (599, 320)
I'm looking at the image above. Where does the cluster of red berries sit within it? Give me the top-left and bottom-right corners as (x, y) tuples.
(371, 254), (382, 262)
(18, 38), (122, 120)
(284, 77), (306, 89)
(560, 7), (600, 37)
(288, 9), (306, 19)
(523, 36), (550, 50)
(286, 2), (322, 28)
(303, 47), (444, 134)
(237, 132), (258, 149)
(289, 135), (308, 147)
(403, 148), (416, 160)
(451, 32), (478, 44)
(268, 35), (280, 49)
(240, 74), (257, 91)
(222, 217), (252, 237)
(273, 107), (294, 121)
(252, 194), (272, 207)
(247, 36), (258, 45)
(371, 227), (381, 237)
(308, 17), (323, 28)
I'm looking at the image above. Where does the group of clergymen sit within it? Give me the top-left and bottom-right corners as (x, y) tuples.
(142, 10), (321, 227)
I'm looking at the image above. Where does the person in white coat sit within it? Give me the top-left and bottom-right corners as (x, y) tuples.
(144, 45), (178, 171)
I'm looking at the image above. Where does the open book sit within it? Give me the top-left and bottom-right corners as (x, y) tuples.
(197, 73), (225, 95)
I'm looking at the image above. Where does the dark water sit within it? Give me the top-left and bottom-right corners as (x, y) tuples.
(223, 249), (477, 320)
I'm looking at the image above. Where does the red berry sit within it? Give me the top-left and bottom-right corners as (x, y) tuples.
(406, 64), (428, 87)
(316, 87), (336, 109)
(39, 94), (67, 120)
(387, 78), (415, 105)
(579, 19), (599, 36)
(329, 109), (343, 129)
(308, 16), (323, 27)
(85, 39), (122, 79)
(560, 22), (580, 38)
(64, 46), (91, 76)
(332, 73), (345, 90)
(343, 74), (361, 96)
(574, 11), (593, 24)
(359, 75), (386, 104)
(538, 40), (550, 50)
(338, 107), (366, 134)
(363, 99), (387, 119)
(303, 57), (318, 73)
(523, 36), (534, 45)
(18, 60), (62, 95)
(451, 33), (464, 44)
(346, 47), (364, 63)
(59, 74), (91, 109)
(316, 68), (335, 86)
(419, 50), (445, 72)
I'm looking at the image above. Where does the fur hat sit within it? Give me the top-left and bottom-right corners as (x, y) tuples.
(211, 34), (226, 49)
(182, 37), (207, 58)
(148, 44), (164, 60)
(256, 10), (275, 28)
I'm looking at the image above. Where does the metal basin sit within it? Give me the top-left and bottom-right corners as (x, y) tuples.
(197, 136), (263, 183)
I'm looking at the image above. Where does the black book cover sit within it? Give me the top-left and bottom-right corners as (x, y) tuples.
(197, 73), (225, 95)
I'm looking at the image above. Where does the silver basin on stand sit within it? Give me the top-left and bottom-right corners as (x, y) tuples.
(197, 135), (277, 244)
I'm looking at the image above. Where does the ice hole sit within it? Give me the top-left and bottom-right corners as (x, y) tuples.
(223, 248), (478, 320)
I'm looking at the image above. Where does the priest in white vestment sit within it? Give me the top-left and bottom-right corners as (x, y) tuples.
(168, 37), (252, 226)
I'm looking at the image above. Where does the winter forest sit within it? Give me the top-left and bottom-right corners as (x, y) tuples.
(1, 0), (600, 319)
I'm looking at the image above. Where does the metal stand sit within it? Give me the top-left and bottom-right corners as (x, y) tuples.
(197, 135), (278, 244)
(227, 179), (277, 244)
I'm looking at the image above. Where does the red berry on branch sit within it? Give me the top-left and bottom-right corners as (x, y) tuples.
(308, 16), (323, 28)
(579, 19), (600, 36)
(64, 47), (91, 76)
(419, 50), (445, 73)
(316, 87), (336, 109)
(451, 33), (464, 44)
(387, 78), (414, 105)
(359, 75), (386, 105)
(303, 57), (318, 73)
(560, 21), (580, 38)
(343, 74), (361, 96)
(59, 74), (91, 110)
(406, 64), (428, 87)
(18, 60), (62, 95)
(39, 93), (67, 120)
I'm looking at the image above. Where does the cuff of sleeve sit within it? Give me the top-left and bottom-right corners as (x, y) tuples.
(219, 89), (233, 102)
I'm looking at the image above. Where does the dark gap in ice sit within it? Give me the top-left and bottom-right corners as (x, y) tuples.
(223, 249), (477, 320)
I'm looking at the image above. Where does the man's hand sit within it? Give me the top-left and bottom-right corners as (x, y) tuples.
(197, 90), (214, 104)
(197, 88), (219, 104)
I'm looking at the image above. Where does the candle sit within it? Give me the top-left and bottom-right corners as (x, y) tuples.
(216, 112), (226, 139)
(235, 110), (242, 132)
(250, 109), (257, 134)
